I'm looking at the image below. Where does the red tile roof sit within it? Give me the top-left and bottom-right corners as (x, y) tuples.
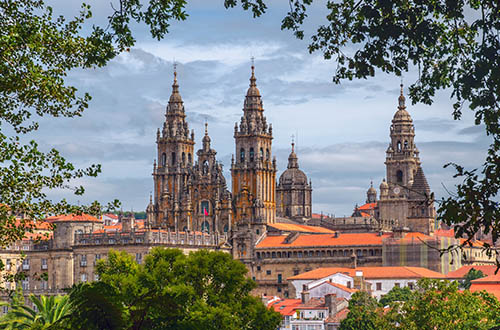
(360, 211), (371, 218)
(309, 281), (357, 293)
(358, 203), (377, 210)
(268, 223), (334, 234)
(470, 273), (500, 283)
(269, 299), (302, 316)
(288, 266), (445, 280)
(256, 232), (391, 248)
(470, 275), (500, 300)
(103, 213), (118, 220)
(325, 308), (349, 324)
(46, 214), (101, 223)
(446, 265), (498, 279)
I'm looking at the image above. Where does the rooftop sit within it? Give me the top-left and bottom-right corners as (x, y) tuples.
(267, 223), (334, 234)
(256, 232), (391, 248)
(288, 266), (445, 281)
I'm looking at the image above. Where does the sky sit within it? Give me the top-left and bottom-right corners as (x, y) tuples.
(37, 1), (491, 216)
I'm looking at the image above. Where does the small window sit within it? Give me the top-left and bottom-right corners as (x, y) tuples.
(408, 282), (414, 289)
(266, 148), (270, 160)
(80, 255), (87, 267)
(188, 153), (192, 164)
(171, 152), (176, 165)
(161, 153), (166, 166)
(293, 269), (299, 276)
(396, 170), (403, 183)
(249, 148), (254, 162)
(260, 148), (264, 159)
(394, 283), (401, 288)
(182, 152), (186, 164)
(397, 141), (402, 152)
(81, 273), (88, 282)
(240, 148), (245, 162)
(347, 282), (351, 288)
(376, 282), (382, 291)
(41, 258), (48, 270)
(277, 274), (282, 283)
(277, 287), (282, 293)
(135, 253), (142, 264)
(257, 266), (261, 271)
(266, 270), (271, 275)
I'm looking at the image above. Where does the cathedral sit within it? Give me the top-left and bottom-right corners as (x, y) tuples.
(146, 65), (312, 233)
(145, 63), (437, 237)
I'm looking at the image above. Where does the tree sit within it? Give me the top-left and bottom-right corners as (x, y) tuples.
(0, 292), (71, 329)
(462, 268), (486, 289)
(258, 0), (500, 257)
(387, 279), (500, 330)
(342, 279), (500, 329)
(66, 248), (281, 330)
(339, 291), (390, 330)
(379, 286), (413, 307)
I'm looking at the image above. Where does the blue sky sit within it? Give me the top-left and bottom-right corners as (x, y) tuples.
(39, 1), (490, 216)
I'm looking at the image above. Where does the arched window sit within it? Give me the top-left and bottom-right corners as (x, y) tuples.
(202, 160), (209, 174)
(182, 226), (188, 232)
(404, 140), (409, 149)
(201, 201), (209, 216)
(240, 148), (245, 162)
(260, 148), (264, 159)
(171, 152), (176, 165)
(223, 224), (229, 233)
(396, 170), (403, 183)
(249, 148), (254, 162)
(182, 152), (186, 164)
(201, 221), (210, 233)
(188, 153), (192, 164)
(161, 153), (166, 166)
(397, 141), (402, 152)
(266, 148), (270, 160)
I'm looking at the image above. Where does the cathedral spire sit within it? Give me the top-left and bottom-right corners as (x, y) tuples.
(287, 141), (299, 169)
(168, 68), (184, 110)
(398, 83), (405, 109)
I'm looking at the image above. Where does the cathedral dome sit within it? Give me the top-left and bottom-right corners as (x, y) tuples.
(279, 143), (308, 186)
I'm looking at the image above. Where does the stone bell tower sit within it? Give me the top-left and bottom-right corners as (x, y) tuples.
(152, 70), (195, 230)
(378, 84), (435, 234)
(231, 64), (276, 224)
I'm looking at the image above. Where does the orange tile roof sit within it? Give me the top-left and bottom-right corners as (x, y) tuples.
(446, 265), (498, 279)
(325, 308), (349, 324)
(435, 228), (455, 238)
(288, 266), (445, 280)
(319, 281), (357, 293)
(360, 212), (371, 218)
(470, 273), (500, 283)
(469, 285), (500, 300)
(358, 203), (377, 210)
(22, 231), (53, 241)
(270, 299), (302, 316)
(103, 213), (118, 220)
(268, 223), (334, 234)
(46, 214), (101, 223)
(256, 232), (390, 248)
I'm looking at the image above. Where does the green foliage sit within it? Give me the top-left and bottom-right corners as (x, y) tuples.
(379, 286), (413, 307)
(273, 0), (500, 257)
(66, 248), (281, 330)
(462, 268), (485, 289)
(388, 279), (500, 330)
(0, 290), (71, 330)
(340, 291), (389, 330)
(341, 279), (500, 330)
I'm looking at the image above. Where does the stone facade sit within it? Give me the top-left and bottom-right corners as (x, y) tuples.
(231, 65), (277, 225)
(148, 72), (232, 233)
(377, 85), (436, 234)
(276, 143), (312, 220)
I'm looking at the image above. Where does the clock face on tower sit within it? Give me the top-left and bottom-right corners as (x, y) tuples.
(393, 187), (401, 195)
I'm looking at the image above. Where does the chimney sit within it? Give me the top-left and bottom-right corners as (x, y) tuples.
(334, 232), (339, 238)
(122, 214), (134, 233)
(301, 285), (310, 304)
(354, 270), (364, 290)
(261, 293), (268, 305)
(325, 293), (337, 317)
(351, 253), (357, 269)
